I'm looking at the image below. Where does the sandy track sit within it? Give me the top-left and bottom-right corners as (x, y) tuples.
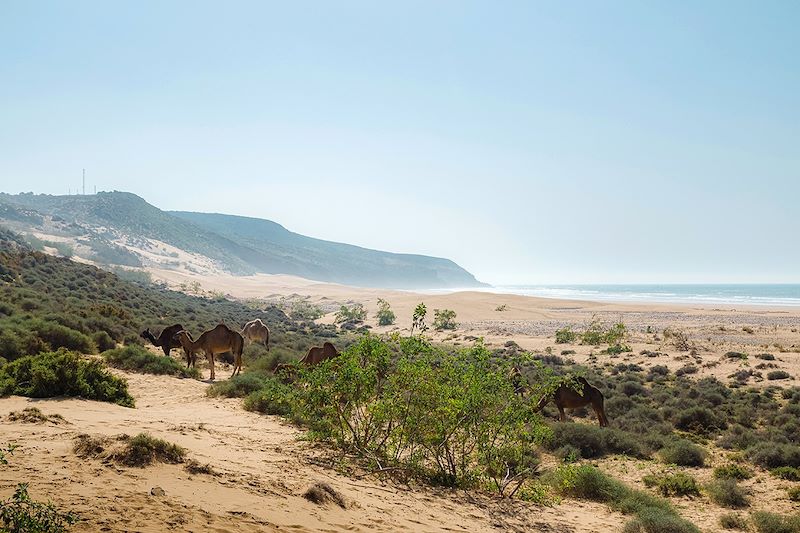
(0, 369), (624, 533)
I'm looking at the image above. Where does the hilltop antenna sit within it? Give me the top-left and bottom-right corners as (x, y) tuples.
(82, 169), (86, 195)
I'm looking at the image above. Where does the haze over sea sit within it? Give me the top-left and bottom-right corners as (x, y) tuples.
(434, 284), (800, 307)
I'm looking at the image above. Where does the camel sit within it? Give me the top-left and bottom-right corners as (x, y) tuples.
(140, 324), (184, 357)
(299, 342), (339, 366)
(173, 324), (244, 380)
(241, 318), (270, 350)
(535, 376), (609, 427)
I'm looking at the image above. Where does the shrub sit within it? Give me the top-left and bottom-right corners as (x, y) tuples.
(788, 486), (800, 502)
(750, 511), (800, 533)
(675, 365), (698, 377)
(334, 304), (366, 325)
(432, 308), (457, 331)
(718, 513), (748, 530)
(659, 441), (706, 467)
(748, 443), (800, 468)
(113, 433), (185, 467)
(375, 298), (396, 326)
(770, 467), (800, 481)
(208, 373), (269, 398)
(0, 350), (134, 407)
(642, 472), (700, 497)
(624, 507), (700, 533)
(92, 330), (116, 352)
(102, 345), (200, 378)
(546, 423), (647, 459)
(756, 353), (776, 361)
(0, 481), (78, 532)
(673, 406), (724, 435)
(555, 327), (577, 344)
(243, 378), (297, 417)
(303, 482), (347, 509)
(713, 463), (753, 480)
(768, 370), (792, 381)
(706, 479), (749, 508)
(725, 352), (748, 360)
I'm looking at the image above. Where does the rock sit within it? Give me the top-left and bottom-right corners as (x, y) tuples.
(150, 486), (166, 496)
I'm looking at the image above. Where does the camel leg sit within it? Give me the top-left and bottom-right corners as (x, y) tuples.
(208, 352), (215, 381)
(557, 405), (566, 422)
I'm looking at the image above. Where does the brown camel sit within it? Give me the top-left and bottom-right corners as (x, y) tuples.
(535, 377), (609, 427)
(241, 318), (270, 350)
(174, 324), (244, 380)
(299, 342), (339, 366)
(140, 324), (184, 357)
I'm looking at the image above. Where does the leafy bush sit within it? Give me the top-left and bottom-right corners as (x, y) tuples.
(411, 303), (428, 335)
(767, 370), (792, 381)
(788, 486), (800, 502)
(714, 463), (753, 480)
(92, 330), (116, 352)
(706, 479), (749, 508)
(642, 472), (700, 497)
(0, 349), (134, 407)
(555, 327), (577, 344)
(659, 440), (706, 467)
(748, 443), (800, 468)
(673, 406), (725, 435)
(102, 345), (200, 378)
(375, 298), (396, 326)
(432, 308), (457, 331)
(208, 373), (269, 398)
(750, 511), (800, 533)
(113, 433), (185, 467)
(546, 423), (647, 459)
(243, 378), (297, 417)
(770, 467), (800, 481)
(334, 304), (366, 325)
(718, 513), (748, 530)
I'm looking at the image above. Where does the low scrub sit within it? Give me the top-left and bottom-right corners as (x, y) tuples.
(0, 349), (134, 407)
(642, 472), (700, 497)
(102, 345), (200, 379)
(549, 464), (698, 533)
(750, 511), (800, 533)
(713, 463), (753, 480)
(546, 423), (648, 459)
(767, 370), (792, 381)
(208, 372), (269, 398)
(6, 407), (66, 425)
(718, 513), (748, 530)
(555, 327), (578, 344)
(243, 378), (298, 417)
(74, 433), (185, 467)
(748, 443), (800, 469)
(659, 440), (706, 467)
(706, 479), (749, 509)
(770, 467), (800, 481)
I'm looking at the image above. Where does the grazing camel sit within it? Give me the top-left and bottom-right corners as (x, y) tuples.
(509, 366), (529, 397)
(140, 324), (184, 357)
(241, 318), (270, 350)
(299, 342), (339, 366)
(535, 377), (609, 427)
(174, 324), (244, 380)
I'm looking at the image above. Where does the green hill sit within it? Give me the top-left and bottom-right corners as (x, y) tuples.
(0, 192), (485, 288)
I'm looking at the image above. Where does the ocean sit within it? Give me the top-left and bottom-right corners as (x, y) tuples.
(481, 284), (800, 307)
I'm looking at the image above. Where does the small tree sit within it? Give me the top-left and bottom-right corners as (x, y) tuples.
(375, 298), (396, 326)
(411, 303), (427, 336)
(433, 309), (457, 331)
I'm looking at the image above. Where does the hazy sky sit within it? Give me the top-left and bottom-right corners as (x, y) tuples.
(1, 1), (798, 284)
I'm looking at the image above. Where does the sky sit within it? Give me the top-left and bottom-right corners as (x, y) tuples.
(1, 1), (798, 285)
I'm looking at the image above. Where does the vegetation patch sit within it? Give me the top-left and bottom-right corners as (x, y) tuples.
(750, 511), (800, 533)
(713, 463), (754, 480)
(642, 472), (700, 497)
(184, 459), (218, 476)
(102, 345), (200, 378)
(375, 298), (396, 326)
(6, 407), (66, 425)
(659, 440), (706, 467)
(706, 479), (749, 509)
(718, 513), (749, 530)
(767, 370), (792, 381)
(770, 467), (800, 481)
(303, 482), (347, 509)
(74, 433), (185, 467)
(0, 350), (134, 407)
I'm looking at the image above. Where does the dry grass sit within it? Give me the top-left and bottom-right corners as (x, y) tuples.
(7, 407), (66, 425)
(303, 482), (347, 509)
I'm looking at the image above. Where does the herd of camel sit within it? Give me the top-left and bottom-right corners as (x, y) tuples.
(140, 319), (339, 381)
(141, 320), (609, 426)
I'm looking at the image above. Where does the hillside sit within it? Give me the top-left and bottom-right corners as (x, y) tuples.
(0, 192), (484, 289)
(171, 210), (484, 288)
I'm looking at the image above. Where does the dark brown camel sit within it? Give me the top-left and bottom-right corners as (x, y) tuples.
(140, 324), (184, 357)
(174, 324), (244, 380)
(298, 342), (339, 366)
(535, 377), (609, 427)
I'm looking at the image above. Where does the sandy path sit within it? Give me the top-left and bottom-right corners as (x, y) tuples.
(0, 369), (624, 533)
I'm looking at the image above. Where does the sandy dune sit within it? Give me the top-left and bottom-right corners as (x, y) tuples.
(0, 368), (624, 533)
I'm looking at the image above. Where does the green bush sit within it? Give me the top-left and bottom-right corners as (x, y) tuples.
(102, 345), (200, 379)
(713, 463), (753, 480)
(334, 303), (366, 325)
(770, 467), (800, 481)
(767, 370), (792, 381)
(243, 378), (297, 417)
(92, 331), (116, 352)
(750, 511), (800, 533)
(546, 423), (647, 459)
(749, 443), (800, 468)
(555, 327), (577, 344)
(718, 513), (748, 530)
(208, 373), (269, 398)
(375, 298), (396, 326)
(706, 479), (749, 509)
(673, 406), (725, 435)
(114, 433), (185, 467)
(788, 486), (800, 502)
(624, 507), (700, 533)
(642, 472), (700, 497)
(659, 441), (706, 467)
(0, 349), (134, 407)
(432, 308), (457, 330)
